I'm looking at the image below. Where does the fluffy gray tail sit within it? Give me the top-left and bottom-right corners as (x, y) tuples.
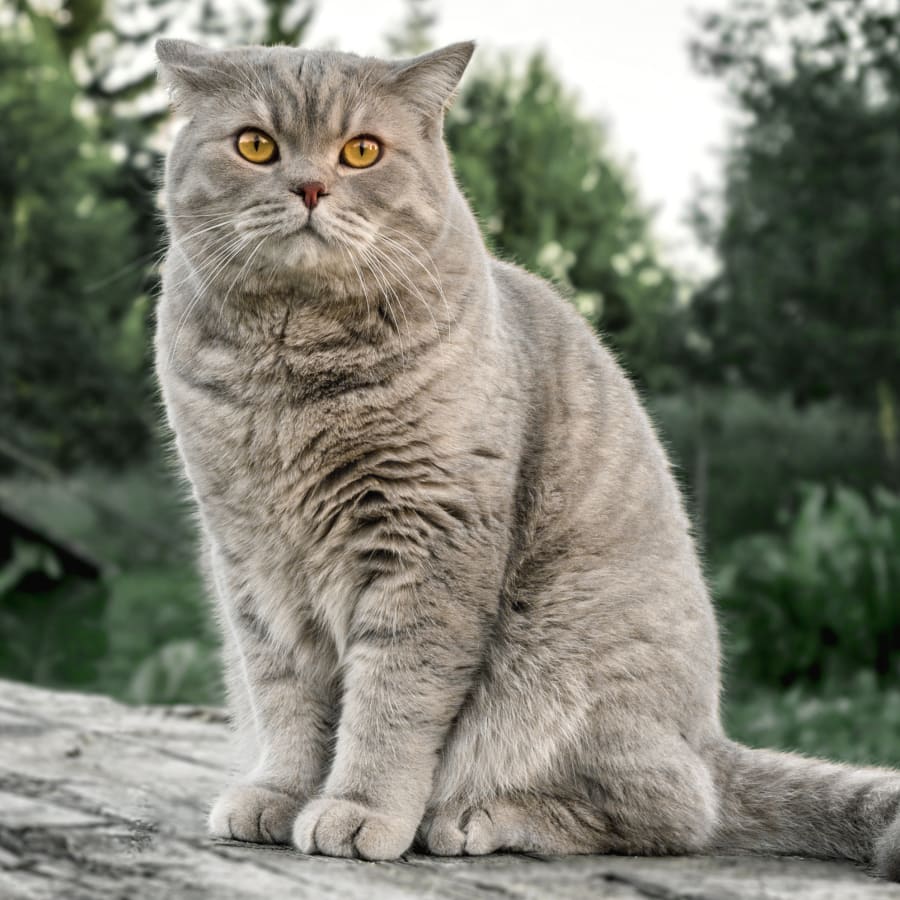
(710, 739), (900, 880)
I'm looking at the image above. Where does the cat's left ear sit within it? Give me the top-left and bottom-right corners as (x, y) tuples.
(389, 41), (475, 122)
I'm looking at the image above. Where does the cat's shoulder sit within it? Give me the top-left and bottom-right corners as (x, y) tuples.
(489, 256), (557, 305)
(488, 256), (608, 356)
(490, 258), (589, 323)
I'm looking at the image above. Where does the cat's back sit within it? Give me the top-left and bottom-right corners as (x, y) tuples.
(488, 255), (657, 453)
(487, 254), (697, 573)
(488, 256), (637, 420)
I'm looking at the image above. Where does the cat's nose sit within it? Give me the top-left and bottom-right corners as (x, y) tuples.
(291, 181), (328, 210)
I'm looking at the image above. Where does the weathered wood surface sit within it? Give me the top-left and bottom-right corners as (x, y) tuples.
(1, 680), (898, 900)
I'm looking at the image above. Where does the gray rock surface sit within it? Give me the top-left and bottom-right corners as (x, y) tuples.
(1, 679), (898, 899)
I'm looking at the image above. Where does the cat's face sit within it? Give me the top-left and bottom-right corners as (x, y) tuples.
(158, 40), (473, 297)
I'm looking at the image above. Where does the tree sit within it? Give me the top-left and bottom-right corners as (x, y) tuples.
(689, 0), (900, 414)
(385, 0), (438, 57)
(447, 54), (685, 390)
(0, 16), (148, 466)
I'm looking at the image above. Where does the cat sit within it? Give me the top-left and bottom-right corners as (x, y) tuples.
(154, 38), (900, 877)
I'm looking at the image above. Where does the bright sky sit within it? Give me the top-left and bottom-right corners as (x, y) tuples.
(306, 0), (732, 278)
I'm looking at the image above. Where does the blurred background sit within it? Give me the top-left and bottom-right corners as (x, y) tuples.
(2, 0), (899, 766)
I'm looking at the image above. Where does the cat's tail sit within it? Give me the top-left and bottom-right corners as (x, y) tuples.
(708, 738), (900, 880)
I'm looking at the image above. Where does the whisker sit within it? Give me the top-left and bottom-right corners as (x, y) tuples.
(370, 244), (445, 354)
(166, 233), (254, 367)
(82, 248), (165, 293)
(217, 236), (268, 327)
(330, 211), (451, 358)
(161, 229), (250, 297)
(337, 240), (373, 329)
(163, 212), (239, 220)
(377, 226), (454, 327)
(356, 243), (410, 366)
(174, 218), (238, 244)
(333, 211), (455, 331)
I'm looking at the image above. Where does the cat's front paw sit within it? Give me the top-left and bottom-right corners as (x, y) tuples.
(208, 783), (302, 844)
(293, 796), (416, 860)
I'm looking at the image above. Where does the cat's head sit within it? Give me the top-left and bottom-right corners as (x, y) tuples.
(157, 40), (473, 299)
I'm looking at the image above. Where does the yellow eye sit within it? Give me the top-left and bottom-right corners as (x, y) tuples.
(236, 129), (277, 164)
(340, 136), (381, 169)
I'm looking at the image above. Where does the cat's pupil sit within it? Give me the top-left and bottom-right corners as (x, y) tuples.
(253, 135), (260, 151)
(357, 142), (364, 157)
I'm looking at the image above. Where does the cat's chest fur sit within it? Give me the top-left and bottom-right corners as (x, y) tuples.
(169, 331), (413, 531)
(159, 299), (474, 645)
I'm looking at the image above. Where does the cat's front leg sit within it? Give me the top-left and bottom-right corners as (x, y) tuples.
(293, 575), (486, 860)
(207, 551), (339, 845)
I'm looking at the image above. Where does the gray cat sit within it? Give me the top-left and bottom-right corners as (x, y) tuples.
(154, 38), (900, 877)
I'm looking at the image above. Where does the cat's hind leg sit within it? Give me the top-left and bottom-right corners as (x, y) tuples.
(423, 570), (721, 858)
(423, 752), (717, 858)
(424, 728), (719, 857)
(422, 790), (606, 856)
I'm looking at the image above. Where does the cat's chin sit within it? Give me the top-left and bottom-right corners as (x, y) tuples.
(251, 231), (364, 299)
(265, 229), (333, 273)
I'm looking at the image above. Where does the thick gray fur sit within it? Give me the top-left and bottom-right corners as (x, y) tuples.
(153, 38), (900, 876)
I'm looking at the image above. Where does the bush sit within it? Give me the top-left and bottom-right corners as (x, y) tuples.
(100, 566), (221, 705)
(0, 464), (221, 704)
(715, 484), (900, 689)
(0, 18), (151, 469)
(0, 539), (108, 688)
(651, 388), (888, 551)
(726, 672), (900, 768)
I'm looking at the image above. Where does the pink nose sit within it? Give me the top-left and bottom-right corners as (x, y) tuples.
(292, 181), (327, 210)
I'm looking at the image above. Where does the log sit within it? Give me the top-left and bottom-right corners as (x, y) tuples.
(0, 679), (895, 899)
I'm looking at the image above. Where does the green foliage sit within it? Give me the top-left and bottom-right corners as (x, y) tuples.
(0, 460), (195, 567)
(260, 0), (316, 45)
(716, 484), (900, 688)
(0, 465), (219, 703)
(102, 566), (221, 704)
(447, 54), (686, 391)
(689, 0), (900, 408)
(651, 388), (887, 548)
(0, 17), (149, 468)
(726, 672), (900, 767)
(0, 540), (109, 687)
(0, 472), (219, 703)
(684, 3), (900, 761)
(54, 0), (106, 58)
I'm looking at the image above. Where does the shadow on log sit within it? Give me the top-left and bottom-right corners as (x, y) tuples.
(0, 679), (896, 899)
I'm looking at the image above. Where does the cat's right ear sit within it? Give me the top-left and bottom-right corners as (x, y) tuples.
(156, 39), (220, 110)
(389, 41), (476, 124)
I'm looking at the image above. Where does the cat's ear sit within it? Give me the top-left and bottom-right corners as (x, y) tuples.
(389, 41), (475, 122)
(156, 39), (222, 110)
